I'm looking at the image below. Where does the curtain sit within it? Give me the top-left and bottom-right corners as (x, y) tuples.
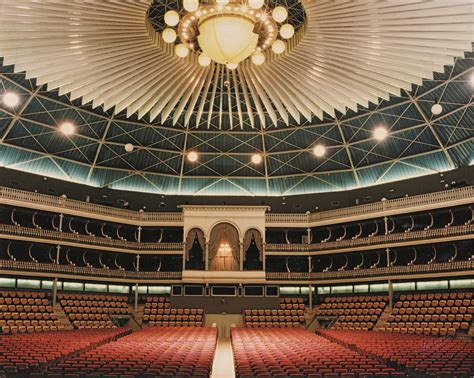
(185, 229), (205, 261)
(209, 223), (239, 271)
(243, 229), (263, 261)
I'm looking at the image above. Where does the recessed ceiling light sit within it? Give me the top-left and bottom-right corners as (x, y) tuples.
(313, 144), (326, 157)
(187, 151), (198, 162)
(251, 154), (263, 164)
(124, 143), (134, 152)
(431, 103), (443, 115)
(59, 122), (75, 136)
(373, 126), (388, 141)
(2, 92), (19, 107)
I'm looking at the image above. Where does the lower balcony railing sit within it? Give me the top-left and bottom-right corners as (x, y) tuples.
(266, 260), (474, 280)
(0, 259), (182, 280)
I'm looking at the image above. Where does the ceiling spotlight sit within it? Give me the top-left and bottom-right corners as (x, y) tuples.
(248, 0), (264, 9)
(124, 143), (134, 153)
(251, 154), (263, 164)
(164, 10), (180, 27)
(431, 103), (443, 116)
(251, 51), (265, 66)
(175, 44), (189, 58)
(183, 0), (199, 12)
(227, 63), (238, 70)
(272, 6), (288, 23)
(373, 126), (389, 141)
(162, 28), (177, 44)
(198, 53), (211, 67)
(272, 40), (286, 54)
(187, 151), (198, 162)
(313, 144), (326, 157)
(280, 24), (295, 39)
(2, 92), (19, 107)
(60, 122), (75, 136)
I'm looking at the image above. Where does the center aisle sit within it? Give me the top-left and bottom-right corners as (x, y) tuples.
(211, 337), (236, 378)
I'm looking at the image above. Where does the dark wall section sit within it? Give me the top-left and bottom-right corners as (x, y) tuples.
(0, 166), (472, 214)
(171, 296), (281, 314)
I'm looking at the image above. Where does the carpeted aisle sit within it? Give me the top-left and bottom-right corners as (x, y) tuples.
(211, 337), (235, 378)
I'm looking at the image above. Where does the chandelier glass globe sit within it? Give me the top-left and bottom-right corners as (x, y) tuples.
(280, 23), (295, 39)
(227, 63), (238, 70)
(251, 51), (265, 65)
(198, 14), (259, 65)
(272, 40), (286, 54)
(175, 44), (189, 58)
(162, 28), (177, 43)
(183, 0), (199, 12)
(272, 6), (288, 23)
(248, 0), (264, 9)
(198, 53), (211, 67)
(164, 10), (180, 27)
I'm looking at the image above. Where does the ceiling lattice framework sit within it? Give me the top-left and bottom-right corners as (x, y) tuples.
(0, 0), (472, 196)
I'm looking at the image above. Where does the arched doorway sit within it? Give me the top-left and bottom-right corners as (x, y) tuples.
(243, 228), (263, 270)
(184, 228), (205, 270)
(208, 223), (240, 271)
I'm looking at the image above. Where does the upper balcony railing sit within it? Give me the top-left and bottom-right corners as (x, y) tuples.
(266, 260), (474, 281)
(266, 224), (473, 253)
(266, 186), (474, 226)
(0, 186), (183, 225)
(0, 224), (183, 253)
(0, 259), (182, 281)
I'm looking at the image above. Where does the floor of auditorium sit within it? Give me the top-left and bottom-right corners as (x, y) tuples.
(212, 337), (236, 378)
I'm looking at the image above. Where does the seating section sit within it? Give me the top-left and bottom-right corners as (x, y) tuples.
(58, 293), (131, 329)
(232, 328), (402, 377)
(46, 327), (217, 377)
(0, 290), (63, 334)
(280, 297), (306, 310)
(315, 295), (388, 331)
(318, 329), (474, 377)
(0, 327), (130, 376)
(380, 291), (473, 336)
(244, 308), (305, 328)
(142, 296), (204, 327)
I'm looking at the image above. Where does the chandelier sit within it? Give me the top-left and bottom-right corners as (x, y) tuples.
(161, 0), (295, 69)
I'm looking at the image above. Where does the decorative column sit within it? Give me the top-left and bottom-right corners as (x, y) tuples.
(384, 215), (393, 310)
(205, 241), (209, 271)
(134, 254), (140, 312)
(262, 243), (266, 271)
(52, 213), (64, 306)
(239, 240), (244, 271)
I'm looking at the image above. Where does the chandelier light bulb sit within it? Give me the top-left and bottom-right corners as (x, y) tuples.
(373, 126), (389, 141)
(59, 122), (75, 136)
(280, 23), (295, 39)
(431, 103), (443, 115)
(187, 151), (198, 162)
(251, 51), (265, 65)
(227, 62), (238, 70)
(251, 154), (263, 164)
(313, 144), (326, 157)
(248, 0), (264, 9)
(175, 44), (189, 58)
(164, 10), (180, 27)
(162, 28), (177, 43)
(272, 6), (288, 23)
(183, 0), (199, 12)
(2, 92), (19, 107)
(272, 40), (286, 54)
(198, 53), (212, 67)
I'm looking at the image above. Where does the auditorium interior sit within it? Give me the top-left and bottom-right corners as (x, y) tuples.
(0, 0), (473, 377)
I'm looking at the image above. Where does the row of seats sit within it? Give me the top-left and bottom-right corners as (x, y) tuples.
(58, 293), (131, 329)
(316, 295), (388, 331)
(244, 309), (305, 328)
(232, 328), (403, 377)
(142, 296), (205, 327)
(44, 327), (216, 377)
(0, 290), (63, 334)
(280, 297), (306, 310)
(0, 328), (130, 376)
(382, 291), (474, 336)
(318, 329), (474, 376)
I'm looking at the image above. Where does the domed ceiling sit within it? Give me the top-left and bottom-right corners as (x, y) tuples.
(0, 0), (472, 196)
